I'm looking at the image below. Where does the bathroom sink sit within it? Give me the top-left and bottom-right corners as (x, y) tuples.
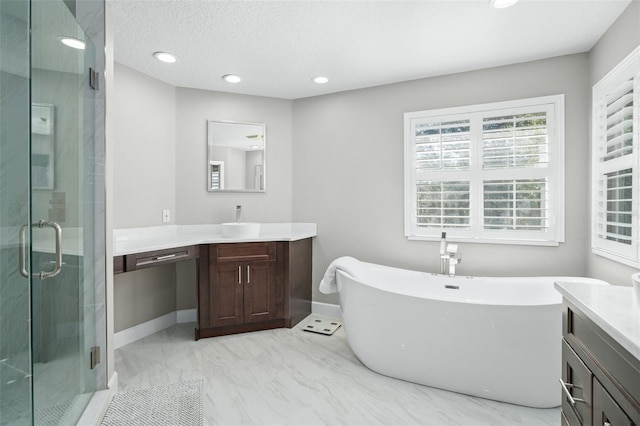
(221, 222), (261, 239)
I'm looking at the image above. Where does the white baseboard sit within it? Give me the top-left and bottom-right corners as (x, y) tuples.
(312, 301), (342, 319)
(114, 309), (195, 349)
(114, 312), (176, 349)
(77, 372), (118, 425)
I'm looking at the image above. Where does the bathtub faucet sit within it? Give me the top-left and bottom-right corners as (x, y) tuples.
(445, 244), (462, 276)
(439, 233), (462, 276)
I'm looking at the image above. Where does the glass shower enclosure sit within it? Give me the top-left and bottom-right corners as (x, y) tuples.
(0, 0), (105, 424)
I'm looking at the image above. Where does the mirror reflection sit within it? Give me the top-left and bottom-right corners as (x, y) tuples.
(207, 120), (266, 192)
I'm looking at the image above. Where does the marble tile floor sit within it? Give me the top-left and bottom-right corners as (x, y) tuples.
(114, 316), (561, 426)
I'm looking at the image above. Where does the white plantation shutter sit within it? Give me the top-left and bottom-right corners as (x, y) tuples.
(482, 112), (548, 169)
(405, 95), (564, 245)
(602, 169), (633, 244)
(415, 119), (471, 171)
(603, 79), (634, 161)
(480, 108), (551, 233)
(483, 179), (547, 231)
(416, 180), (470, 228)
(592, 46), (640, 266)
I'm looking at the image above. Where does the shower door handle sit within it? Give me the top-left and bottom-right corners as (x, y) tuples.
(19, 220), (63, 280)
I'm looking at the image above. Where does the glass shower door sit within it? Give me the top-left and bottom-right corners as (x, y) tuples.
(30, 0), (98, 424)
(0, 0), (100, 424)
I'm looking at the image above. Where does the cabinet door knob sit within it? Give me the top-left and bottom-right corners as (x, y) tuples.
(246, 265), (251, 284)
(238, 265), (242, 284)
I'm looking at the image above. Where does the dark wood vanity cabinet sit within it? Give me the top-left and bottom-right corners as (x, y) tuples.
(196, 239), (312, 339)
(561, 302), (640, 426)
(207, 242), (282, 328)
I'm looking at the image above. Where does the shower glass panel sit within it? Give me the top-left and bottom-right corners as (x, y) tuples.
(0, 1), (32, 424)
(0, 0), (101, 424)
(30, 0), (98, 423)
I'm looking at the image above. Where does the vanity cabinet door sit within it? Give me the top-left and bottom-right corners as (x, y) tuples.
(209, 261), (244, 327)
(562, 340), (592, 426)
(593, 379), (634, 426)
(208, 242), (283, 326)
(243, 260), (283, 323)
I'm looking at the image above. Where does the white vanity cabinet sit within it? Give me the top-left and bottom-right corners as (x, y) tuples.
(559, 295), (640, 426)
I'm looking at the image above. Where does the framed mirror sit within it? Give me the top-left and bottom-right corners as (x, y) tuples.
(207, 120), (266, 192)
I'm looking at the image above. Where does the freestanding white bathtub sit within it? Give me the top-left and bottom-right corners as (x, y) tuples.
(323, 258), (608, 408)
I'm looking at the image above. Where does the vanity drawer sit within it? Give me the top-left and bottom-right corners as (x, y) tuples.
(211, 242), (276, 263)
(124, 245), (196, 271)
(562, 340), (592, 426)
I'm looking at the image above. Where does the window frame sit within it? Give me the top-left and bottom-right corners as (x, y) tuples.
(591, 45), (640, 267)
(404, 95), (565, 246)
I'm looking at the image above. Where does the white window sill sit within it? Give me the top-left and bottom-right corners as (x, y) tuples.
(407, 235), (561, 247)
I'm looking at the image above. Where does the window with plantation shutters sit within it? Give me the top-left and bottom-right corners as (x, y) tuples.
(592, 46), (640, 266)
(405, 95), (565, 245)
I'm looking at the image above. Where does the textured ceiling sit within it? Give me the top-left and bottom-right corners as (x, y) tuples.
(109, 0), (632, 100)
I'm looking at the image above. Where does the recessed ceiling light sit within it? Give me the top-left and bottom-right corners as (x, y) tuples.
(59, 37), (85, 50)
(222, 74), (242, 83)
(312, 76), (329, 84)
(490, 0), (519, 8)
(153, 51), (178, 63)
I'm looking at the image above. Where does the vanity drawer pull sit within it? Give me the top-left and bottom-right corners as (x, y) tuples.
(155, 254), (177, 261)
(124, 245), (196, 271)
(559, 379), (586, 407)
(238, 266), (242, 284)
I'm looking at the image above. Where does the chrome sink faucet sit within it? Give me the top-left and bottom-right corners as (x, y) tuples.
(236, 205), (242, 223)
(439, 232), (462, 276)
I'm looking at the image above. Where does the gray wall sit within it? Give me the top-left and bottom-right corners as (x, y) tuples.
(113, 63), (176, 228)
(586, 0), (640, 286)
(113, 264), (176, 331)
(112, 64), (177, 331)
(293, 54), (591, 304)
(174, 87), (293, 224)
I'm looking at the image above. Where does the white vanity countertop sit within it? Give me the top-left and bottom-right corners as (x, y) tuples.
(32, 226), (83, 256)
(113, 223), (317, 256)
(554, 281), (640, 361)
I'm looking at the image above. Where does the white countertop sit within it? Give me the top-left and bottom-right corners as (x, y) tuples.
(33, 226), (83, 256)
(113, 223), (317, 256)
(554, 281), (640, 361)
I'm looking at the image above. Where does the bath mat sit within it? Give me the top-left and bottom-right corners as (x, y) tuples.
(302, 318), (342, 335)
(101, 379), (203, 426)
